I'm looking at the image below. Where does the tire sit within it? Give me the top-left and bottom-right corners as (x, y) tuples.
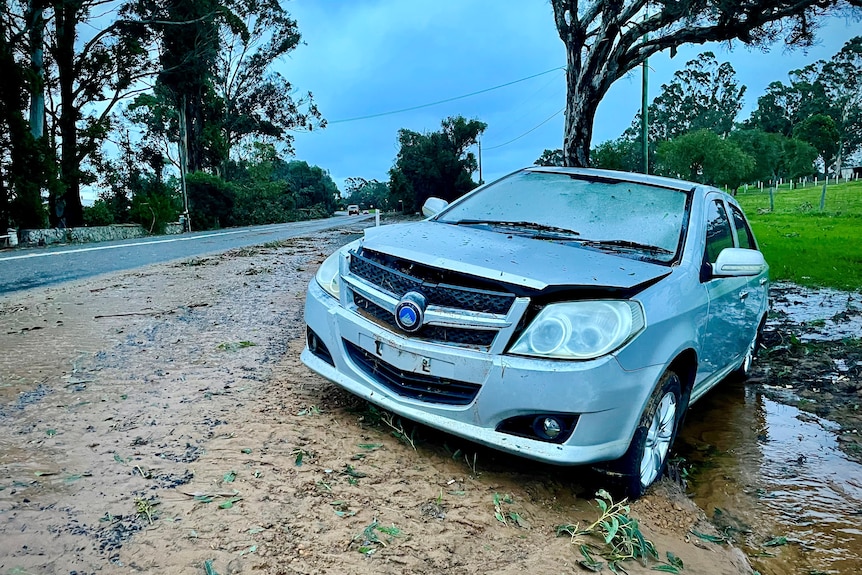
(731, 317), (765, 381)
(601, 370), (683, 500)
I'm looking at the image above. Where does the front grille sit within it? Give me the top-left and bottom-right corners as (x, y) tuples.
(350, 250), (514, 315)
(354, 294), (496, 348)
(344, 340), (481, 406)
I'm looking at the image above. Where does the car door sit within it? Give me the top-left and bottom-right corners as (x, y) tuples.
(696, 196), (749, 393)
(727, 202), (769, 343)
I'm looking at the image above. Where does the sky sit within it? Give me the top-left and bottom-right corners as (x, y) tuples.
(279, 3), (859, 193)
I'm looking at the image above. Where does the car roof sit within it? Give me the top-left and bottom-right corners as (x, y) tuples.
(525, 166), (702, 193)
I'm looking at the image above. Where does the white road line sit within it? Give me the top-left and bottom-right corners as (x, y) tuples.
(0, 228), (257, 262)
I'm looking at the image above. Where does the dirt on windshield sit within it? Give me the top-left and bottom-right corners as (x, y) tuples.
(1, 223), (793, 575)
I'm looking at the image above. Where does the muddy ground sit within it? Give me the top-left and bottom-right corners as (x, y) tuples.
(5, 224), (848, 574)
(752, 284), (862, 461)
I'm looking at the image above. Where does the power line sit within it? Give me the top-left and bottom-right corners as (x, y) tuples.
(329, 66), (565, 124)
(484, 107), (565, 150)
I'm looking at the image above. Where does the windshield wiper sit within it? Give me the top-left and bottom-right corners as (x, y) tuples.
(449, 219), (580, 239)
(578, 239), (673, 255)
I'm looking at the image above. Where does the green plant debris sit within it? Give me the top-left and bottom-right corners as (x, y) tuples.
(194, 495), (214, 503)
(297, 405), (321, 416)
(342, 464), (367, 479)
(237, 545), (257, 556)
(493, 493), (526, 527)
(358, 443), (384, 451)
(217, 341), (257, 351)
(247, 526), (266, 535)
(763, 536), (788, 547)
(241, 448), (252, 454)
(204, 559), (219, 575)
(331, 501), (357, 517)
(292, 448), (311, 466)
(690, 529), (729, 544)
(223, 471), (237, 483)
(45, 429), (56, 436)
(135, 497), (158, 524)
(556, 490), (659, 570)
(218, 497), (242, 509)
(354, 519), (402, 554)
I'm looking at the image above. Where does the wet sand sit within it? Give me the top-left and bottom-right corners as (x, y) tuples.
(0, 226), (751, 574)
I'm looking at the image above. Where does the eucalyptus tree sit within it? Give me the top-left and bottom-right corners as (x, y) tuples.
(215, 0), (323, 173)
(550, 0), (862, 167)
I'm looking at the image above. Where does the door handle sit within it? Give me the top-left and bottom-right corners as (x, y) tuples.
(759, 278), (768, 286)
(739, 291), (750, 300)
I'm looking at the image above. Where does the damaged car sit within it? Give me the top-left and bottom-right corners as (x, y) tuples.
(301, 167), (769, 497)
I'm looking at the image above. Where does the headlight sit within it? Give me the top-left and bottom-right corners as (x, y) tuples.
(509, 300), (645, 360)
(315, 250), (342, 299)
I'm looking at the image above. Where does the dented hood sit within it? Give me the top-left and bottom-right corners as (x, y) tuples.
(360, 221), (670, 292)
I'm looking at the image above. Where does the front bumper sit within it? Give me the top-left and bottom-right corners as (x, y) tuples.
(301, 280), (664, 465)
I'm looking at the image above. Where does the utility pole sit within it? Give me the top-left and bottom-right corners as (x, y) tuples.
(641, 10), (650, 175)
(478, 139), (483, 185)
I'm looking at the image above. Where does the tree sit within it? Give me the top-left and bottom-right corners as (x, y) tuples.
(630, 52), (746, 144)
(0, 0), (51, 229)
(388, 116), (486, 212)
(793, 113), (840, 172)
(819, 36), (862, 173)
(344, 178), (390, 211)
(46, 0), (153, 227)
(656, 129), (753, 191)
(534, 148), (565, 166)
(550, 0), (862, 167)
(729, 129), (817, 183)
(215, 0), (323, 171)
(590, 138), (640, 171)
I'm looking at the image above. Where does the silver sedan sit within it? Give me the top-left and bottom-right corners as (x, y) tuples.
(302, 167), (769, 498)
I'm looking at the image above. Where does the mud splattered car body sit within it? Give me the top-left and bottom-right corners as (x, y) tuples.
(302, 167), (769, 496)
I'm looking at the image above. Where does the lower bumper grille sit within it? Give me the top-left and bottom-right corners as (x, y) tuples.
(344, 340), (481, 406)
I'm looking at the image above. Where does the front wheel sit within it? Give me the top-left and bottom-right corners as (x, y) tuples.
(601, 370), (684, 500)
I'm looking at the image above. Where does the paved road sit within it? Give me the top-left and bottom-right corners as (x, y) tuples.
(0, 215), (373, 295)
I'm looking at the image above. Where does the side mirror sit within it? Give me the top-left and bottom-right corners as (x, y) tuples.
(422, 197), (449, 218)
(712, 248), (768, 277)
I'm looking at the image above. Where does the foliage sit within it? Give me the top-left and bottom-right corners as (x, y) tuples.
(590, 138), (641, 172)
(550, 0), (859, 167)
(632, 52), (745, 143)
(793, 114), (840, 171)
(343, 178), (390, 211)
(388, 116), (486, 212)
(729, 130), (812, 183)
(82, 200), (115, 227)
(555, 490), (659, 571)
(186, 171), (236, 230)
(656, 130), (753, 190)
(129, 180), (182, 234)
(745, 36), (862, 175)
(534, 148), (565, 167)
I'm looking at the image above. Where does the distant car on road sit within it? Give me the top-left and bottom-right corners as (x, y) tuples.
(303, 167), (769, 498)
(347, 205), (360, 215)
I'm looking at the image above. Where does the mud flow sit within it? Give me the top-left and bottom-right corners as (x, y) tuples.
(679, 282), (862, 575)
(2, 230), (852, 574)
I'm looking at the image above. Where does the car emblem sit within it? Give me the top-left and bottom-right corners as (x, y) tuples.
(394, 291), (427, 333)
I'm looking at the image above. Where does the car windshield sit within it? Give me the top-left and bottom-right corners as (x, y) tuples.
(436, 171), (690, 263)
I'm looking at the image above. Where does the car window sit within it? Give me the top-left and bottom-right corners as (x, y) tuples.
(729, 205), (755, 250)
(704, 199), (734, 264)
(437, 171), (689, 262)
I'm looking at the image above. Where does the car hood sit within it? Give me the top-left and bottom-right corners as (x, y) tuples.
(360, 221), (670, 292)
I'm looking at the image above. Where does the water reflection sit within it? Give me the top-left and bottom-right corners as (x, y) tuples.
(678, 381), (862, 575)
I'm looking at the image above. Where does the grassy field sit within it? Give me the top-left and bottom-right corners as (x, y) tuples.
(734, 180), (862, 291)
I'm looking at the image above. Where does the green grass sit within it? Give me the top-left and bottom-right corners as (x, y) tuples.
(735, 180), (862, 290)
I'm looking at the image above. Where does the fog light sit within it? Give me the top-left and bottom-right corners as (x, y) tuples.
(539, 417), (562, 439)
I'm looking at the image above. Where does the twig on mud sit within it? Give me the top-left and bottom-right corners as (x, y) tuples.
(94, 310), (170, 319)
(380, 411), (416, 451)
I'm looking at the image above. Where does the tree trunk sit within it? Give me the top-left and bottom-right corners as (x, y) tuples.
(562, 52), (602, 168)
(27, 1), (44, 140)
(53, 1), (83, 228)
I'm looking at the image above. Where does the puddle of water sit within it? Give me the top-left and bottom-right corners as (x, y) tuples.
(678, 381), (862, 574)
(770, 282), (862, 342)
